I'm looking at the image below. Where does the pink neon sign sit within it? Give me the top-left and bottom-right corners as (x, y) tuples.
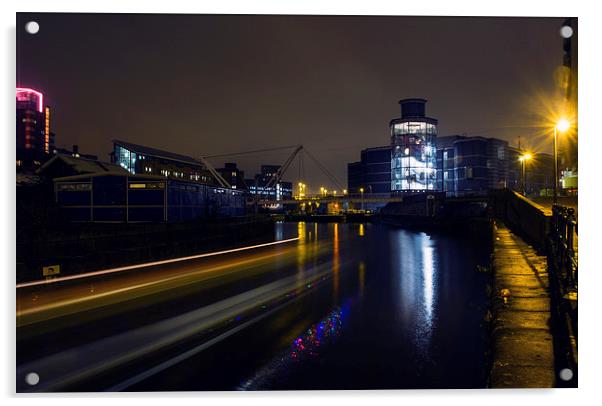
(16, 87), (44, 113)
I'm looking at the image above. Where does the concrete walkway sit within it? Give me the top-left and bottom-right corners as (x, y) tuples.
(490, 222), (555, 388)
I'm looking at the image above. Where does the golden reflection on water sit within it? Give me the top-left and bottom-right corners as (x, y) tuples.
(358, 261), (365, 299)
(295, 222), (307, 292)
(332, 223), (340, 301)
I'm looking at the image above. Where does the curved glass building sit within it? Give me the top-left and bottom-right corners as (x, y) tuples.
(390, 98), (438, 192)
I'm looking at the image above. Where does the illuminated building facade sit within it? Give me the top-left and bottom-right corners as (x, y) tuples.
(112, 139), (215, 185)
(390, 99), (437, 192)
(16, 88), (55, 171)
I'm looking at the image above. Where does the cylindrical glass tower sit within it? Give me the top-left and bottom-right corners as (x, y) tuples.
(390, 99), (438, 192)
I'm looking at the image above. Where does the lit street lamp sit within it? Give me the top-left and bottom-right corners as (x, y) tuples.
(297, 182), (306, 199)
(359, 187), (364, 211)
(519, 152), (532, 196)
(553, 119), (571, 203)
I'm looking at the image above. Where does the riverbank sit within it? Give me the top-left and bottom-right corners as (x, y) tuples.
(16, 215), (275, 283)
(282, 213), (375, 223)
(488, 221), (555, 388)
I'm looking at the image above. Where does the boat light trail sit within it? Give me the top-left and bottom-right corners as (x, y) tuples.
(16, 237), (299, 289)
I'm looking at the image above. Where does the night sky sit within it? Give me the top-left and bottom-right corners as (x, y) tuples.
(16, 13), (568, 190)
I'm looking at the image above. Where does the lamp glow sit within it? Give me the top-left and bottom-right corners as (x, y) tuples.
(556, 119), (570, 133)
(520, 152), (533, 162)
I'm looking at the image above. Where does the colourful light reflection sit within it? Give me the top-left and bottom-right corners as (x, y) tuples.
(238, 303), (349, 390)
(290, 308), (343, 360)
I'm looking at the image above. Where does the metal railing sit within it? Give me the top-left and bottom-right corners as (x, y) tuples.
(551, 204), (578, 291)
(548, 204), (578, 383)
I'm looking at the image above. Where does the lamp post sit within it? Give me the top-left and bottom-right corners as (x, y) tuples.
(359, 187), (364, 212)
(519, 153), (532, 196)
(553, 119), (570, 203)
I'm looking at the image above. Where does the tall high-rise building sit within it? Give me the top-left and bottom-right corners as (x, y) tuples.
(390, 99), (438, 192)
(16, 87), (55, 171)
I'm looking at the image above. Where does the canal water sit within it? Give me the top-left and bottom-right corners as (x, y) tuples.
(130, 221), (491, 391)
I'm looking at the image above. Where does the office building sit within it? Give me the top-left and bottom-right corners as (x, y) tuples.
(246, 165), (293, 201)
(53, 172), (245, 222)
(436, 135), (508, 196)
(347, 134), (519, 198)
(390, 99), (438, 192)
(16, 88), (55, 171)
(346, 146), (391, 194)
(217, 162), (246, 190)
(111, 139), (215, 184)
(347, 161), (363, 194)
(39, 154), (245, 222)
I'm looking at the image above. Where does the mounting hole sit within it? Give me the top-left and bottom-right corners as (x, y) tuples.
(560, 25), (573, 39)
(559, 368), (573, 381)
(25, 21), (40, 35)
(25, 372), (40, 386)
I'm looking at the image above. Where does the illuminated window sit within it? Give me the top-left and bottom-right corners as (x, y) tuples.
(497, 146), (505, 160)
(391, 121), (437, 191)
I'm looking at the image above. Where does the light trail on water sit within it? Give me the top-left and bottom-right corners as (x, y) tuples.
(16, 237), (300, 289)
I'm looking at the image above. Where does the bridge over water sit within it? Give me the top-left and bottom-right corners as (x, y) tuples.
(253, 192), (405, 207)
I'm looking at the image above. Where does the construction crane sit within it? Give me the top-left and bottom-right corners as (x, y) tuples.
(201, 144), (343, 209)
(251, 145), (303, 210)
(264, 145), (303, 190)
(200, 145), (303, 204)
